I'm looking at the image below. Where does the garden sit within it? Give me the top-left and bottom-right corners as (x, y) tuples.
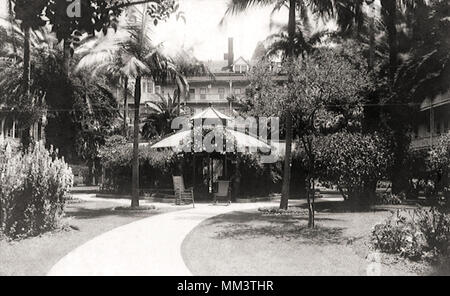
(0, 0), (449, 276)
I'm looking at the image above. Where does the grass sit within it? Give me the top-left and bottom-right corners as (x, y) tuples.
(0, 198), (174, 276)
(181, 200), (435, 276)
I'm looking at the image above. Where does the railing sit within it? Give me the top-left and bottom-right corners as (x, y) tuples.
(411, 133), (450, 150)
(188, 94), (230, 102)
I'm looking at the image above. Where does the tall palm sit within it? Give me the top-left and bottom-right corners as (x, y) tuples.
(264, 23), (329, 59)
(0, 14), (59, 144)
(9, 0), (48, 147)
(224, 0), (334, 216)
(77, 5), (185, 207)
(380, 0), (398, 83)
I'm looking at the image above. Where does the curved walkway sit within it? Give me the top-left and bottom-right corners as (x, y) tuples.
(48, 202), (272, 276)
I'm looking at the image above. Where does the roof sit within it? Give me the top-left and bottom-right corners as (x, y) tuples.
(151, 128), (271, 151)
(190, 106), (233, 121)
(232, 57), (250, 67)
(206, 60), (230, 74)
(420, 90), (450, 111)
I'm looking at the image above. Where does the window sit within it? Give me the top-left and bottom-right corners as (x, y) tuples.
(155, 85), (161, 94)
(147, 81), (154, 94)
(234, 88), (241, 95)
(218, 88), (225, 100)
(200, 88), (207, 100)
(436, 120), (441, 134)
(142, 81), (147, 93)
(189, 88), (195, 100)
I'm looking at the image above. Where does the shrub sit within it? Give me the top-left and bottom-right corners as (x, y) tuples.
(315, 132), (391, 202)
(98, 135), (178, 193)
(417, 133), (450, 203)
(372, 207), (450, 263)
(0, 143), (73, 238)
(236, 153), (282, 197)
(374, 193), (405, 205)
(258, 206), (308, 216)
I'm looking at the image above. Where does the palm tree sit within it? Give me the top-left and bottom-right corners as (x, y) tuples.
(380, 0), (398, 83)
(77, 4), (185, 207)
(142, 93), (180, 140)
(0, 12), (60, 145)
(264, 23), (329, 59)
(224, 0), (335, 217)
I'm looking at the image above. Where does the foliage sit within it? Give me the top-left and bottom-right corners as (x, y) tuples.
(248, 44), (371, 135)
(264, 23), (329, 59)
(424, 133), (450, 201)
(142, 94), (179, 140)
(315, 132), (391, 202)
(13, 0), (47, 30)
(372, 207), (450, 263)
(98, 135), (177, 192)
(236, 153), (282, 197)
(0, 142), (73, 239)
(258, 206), (308, 216)
(428, 133), (450, 182)
(374, 192), (405, 205)
(394, 0), (450, 105)
(0, 21), (119, 163)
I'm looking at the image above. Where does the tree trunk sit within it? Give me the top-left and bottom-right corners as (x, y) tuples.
(23, 27), (31, 94)
(281, 113), (293, 210)
(368, 1), (376, 71)
(280, 0), (296, 210)
(132, 76), (142, 208)
(7, 0), (17, 56)
(63, 39), (71, 76)
(123, 76), (129, 137)
(381, 0), (398, 83)
(354, 0), (364, 37)
(175, 76), (186, 116)
(21, 26), (32, 149)
(310, 176), (315, 228)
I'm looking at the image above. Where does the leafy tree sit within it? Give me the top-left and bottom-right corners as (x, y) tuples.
(45, 0), (181, 75)
(0, 21), (119, 174)
(376, 0), (450, 194)
(426, 133), (450, 199)
(248, 45), (371, 226)
(77, 2), (180, 207)
(315, 132), (391, 203)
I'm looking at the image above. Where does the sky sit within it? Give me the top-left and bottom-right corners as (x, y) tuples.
(152, 0), (289, 61)
(0, 0), (288, 61)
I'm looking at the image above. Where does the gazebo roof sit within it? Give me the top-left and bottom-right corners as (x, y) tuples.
(150, 127), (271, 152)
(190, 106), (233, 121)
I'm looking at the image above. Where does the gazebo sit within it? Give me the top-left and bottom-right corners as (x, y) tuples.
(151, 106), (270, 199)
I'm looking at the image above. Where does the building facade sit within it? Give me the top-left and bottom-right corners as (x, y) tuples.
(0, 105), (20, 146)
(411, 91), (450, 150)
(121, 38), (252, 124)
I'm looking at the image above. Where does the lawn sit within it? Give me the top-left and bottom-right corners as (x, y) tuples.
(0, 197), (175, 276)
(181, 200), (434, 276)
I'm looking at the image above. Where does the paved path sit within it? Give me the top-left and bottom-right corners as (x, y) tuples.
(48, 202), (272, 276)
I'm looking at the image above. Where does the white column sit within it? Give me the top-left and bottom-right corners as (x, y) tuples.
(0, 117), (5, 139)
(12, 118), (16, 138)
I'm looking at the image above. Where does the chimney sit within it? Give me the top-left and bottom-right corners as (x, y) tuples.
(228, 38), (234, 68)
(224, 37), (235, 69)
